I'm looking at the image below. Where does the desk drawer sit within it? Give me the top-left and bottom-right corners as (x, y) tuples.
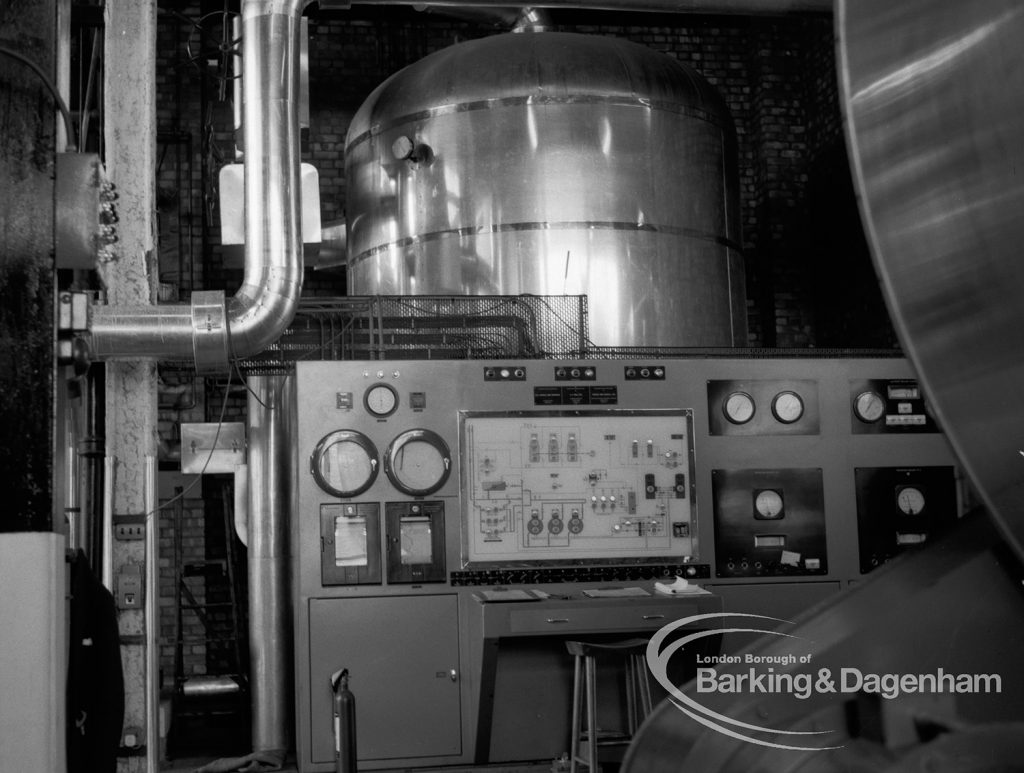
(509, 603), (699, 635)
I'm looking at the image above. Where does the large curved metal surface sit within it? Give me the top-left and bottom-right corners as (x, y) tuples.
(839, 0), (1024, 559)
(621, 4), (1024, 771)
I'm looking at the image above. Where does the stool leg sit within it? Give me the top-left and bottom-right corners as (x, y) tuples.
(570, 655), (583, 773)
(585, 655), (598, 772)
(624, 657), (638, 735)
(633, 654), (654, 718)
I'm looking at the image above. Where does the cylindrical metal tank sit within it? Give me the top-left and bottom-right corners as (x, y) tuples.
(345, 32), (745, 348)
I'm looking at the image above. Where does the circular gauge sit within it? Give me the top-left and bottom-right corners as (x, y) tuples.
(771, 390), (805, 424)
(310, 430), (379, 497)
(385, 429), (452, 496)
(723, 391), (756, 424)
(896, 486), (926, 515)
(754, 489), (785, 519)
(854, 390), (886, 423)
(364, 383), (398, 417)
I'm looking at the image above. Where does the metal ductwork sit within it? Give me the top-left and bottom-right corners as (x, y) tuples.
(88, 0), (309, 372)
(246, 373), (294, 755)
(327, 1), (832, 13)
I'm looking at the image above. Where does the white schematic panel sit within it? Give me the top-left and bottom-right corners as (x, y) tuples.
(460, 410), (697, 566)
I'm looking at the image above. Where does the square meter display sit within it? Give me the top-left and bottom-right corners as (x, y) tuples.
(460, 410), (697, 566)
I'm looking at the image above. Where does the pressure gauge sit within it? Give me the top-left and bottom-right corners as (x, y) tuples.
(896, 486), (926, 515)
(723, 391), (756, 424)
(385, 429), (452, 496)
(310, 430), (380, 498)
(771, 390), (804, 424)
(364, 383), (398, 418)
(854, 390), (886, 423)
(753, 489), (785, 519)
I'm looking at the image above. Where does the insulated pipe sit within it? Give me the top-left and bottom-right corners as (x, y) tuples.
(247, 373), (294, 754)
(88, 0), (308, 368)
(144, 455), (160, 773)
(332, 0), (832, 13)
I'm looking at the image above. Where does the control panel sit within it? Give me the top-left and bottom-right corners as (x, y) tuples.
(850, 378), (939, 433)
(854, 466), (958, 572)
(708, 379), (820, 435)
(711, 467), (827, 577)
(291, 357), (963, 773)
(461, 411), (696, 566)
(294, 359), (961, 592)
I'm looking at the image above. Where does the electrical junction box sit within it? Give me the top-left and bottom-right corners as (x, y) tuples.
(117, 564), (144, 609)
(56, 153), (118, 268)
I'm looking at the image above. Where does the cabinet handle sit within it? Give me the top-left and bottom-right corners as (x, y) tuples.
(642, 614), (665, 620)
(546, 618), (571, 624)
(450, 669), (458, 682)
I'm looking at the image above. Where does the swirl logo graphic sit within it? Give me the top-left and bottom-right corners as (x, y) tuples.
(646, 612), (843, 751)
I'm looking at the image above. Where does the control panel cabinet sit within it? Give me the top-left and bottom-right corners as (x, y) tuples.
(308, 595), (461, 764)
(292, 357), (961, 773)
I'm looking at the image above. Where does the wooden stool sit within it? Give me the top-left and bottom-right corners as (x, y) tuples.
(566, 638), (654, 773)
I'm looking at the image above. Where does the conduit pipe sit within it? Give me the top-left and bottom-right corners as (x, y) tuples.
(332, 0), (832, 14)
(88, 0), (309, 371)
(246, 373), (294, 755)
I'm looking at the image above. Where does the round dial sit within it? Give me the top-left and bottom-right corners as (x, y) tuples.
(771, 390), (805, 424)
(723, 391), (756, 424)
(896, 486), (926, 515)
(310, 430), (379, 497)
(364, 383), (398, 417)
(754, 489), (785, 519)
(385, 429), (452, 496)
(854, 390), (886, 423)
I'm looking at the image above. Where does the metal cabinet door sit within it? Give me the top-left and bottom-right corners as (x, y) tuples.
(308, 595), (461, 764)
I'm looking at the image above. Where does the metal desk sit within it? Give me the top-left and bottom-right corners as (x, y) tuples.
(467, 589), (723, 763)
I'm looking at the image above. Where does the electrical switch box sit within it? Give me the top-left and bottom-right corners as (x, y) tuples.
(117, 564), (144, 609)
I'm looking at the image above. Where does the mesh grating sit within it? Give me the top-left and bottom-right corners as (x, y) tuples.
(239, 295), (590, 372)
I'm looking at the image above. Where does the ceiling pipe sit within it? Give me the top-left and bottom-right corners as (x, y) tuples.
(88, 0), (311, 372)
(326, 0), (832, 15)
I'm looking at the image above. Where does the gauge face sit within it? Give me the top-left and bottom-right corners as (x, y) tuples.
(896, 486), (926, 515)
(854, 390), (886, 423)
(771, 391), (805, 424)
(311, 430), (379, 497)
(365, 383), (398, 417)
(754, 489), (785, 519)
(723, 391), (756, 424)
(385, 429), (452, 496)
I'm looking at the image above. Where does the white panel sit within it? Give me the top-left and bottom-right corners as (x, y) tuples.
(0, 532), (67, 773)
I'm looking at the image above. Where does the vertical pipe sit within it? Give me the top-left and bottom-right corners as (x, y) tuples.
(144, 454), (159, 773)
(64, 408), (81, 551)
(83, 367), (106, 566)
(101, 456), (116, 591)
(247, 373), (293, 753)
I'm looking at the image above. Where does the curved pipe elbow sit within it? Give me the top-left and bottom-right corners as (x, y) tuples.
(88, 0), (311, 371)
(227, 271), (303, 358)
